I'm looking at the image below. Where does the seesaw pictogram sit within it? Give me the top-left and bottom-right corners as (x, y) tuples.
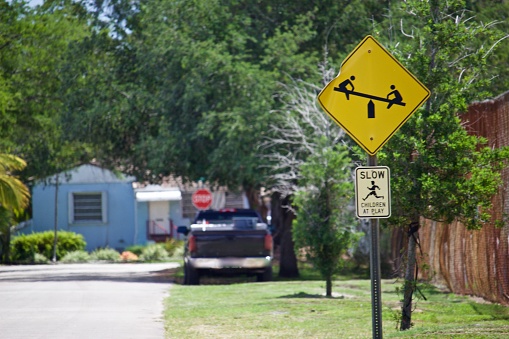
(334, 75), (406, 119)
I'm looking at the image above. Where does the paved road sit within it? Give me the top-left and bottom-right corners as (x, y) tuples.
(0, 263), (179, 339)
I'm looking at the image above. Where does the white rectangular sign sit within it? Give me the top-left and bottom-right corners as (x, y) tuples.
(355, 166), (391, 218)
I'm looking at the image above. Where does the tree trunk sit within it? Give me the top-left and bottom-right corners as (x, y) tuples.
(0, 225), (11, 264)
(5, 226), (10, 264)
(400, 220), (420, 330)
(271, 192), (299, 278)
(52, 174), (59, 263)
(244, 186), (259, 210)
(326, 275), (332, 297)
(279, 215), (299, 277)
(244, 186), (269, 222)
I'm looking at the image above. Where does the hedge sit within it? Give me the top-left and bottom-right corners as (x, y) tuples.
(10, 231), (86, 263)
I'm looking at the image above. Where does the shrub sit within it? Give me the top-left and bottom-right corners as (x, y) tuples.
(90, 248), (121, 262)
(139, 244), (170, 262)
(60, 250), (91, 263)
(125, 245), (145, 256)
(33, 253), (50, 264)
(10, 231), (86, 263)
(172, 244), (184, 259)
(164, 239), (184, 257)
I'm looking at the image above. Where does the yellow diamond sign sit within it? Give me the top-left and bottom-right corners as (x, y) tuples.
(318, 35), (430, 155)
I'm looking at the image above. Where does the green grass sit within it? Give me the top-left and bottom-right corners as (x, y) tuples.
(163, 270), (509, 338)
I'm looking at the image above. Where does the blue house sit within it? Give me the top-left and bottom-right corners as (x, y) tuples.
(30, 164), (139, 251)
(27, 164), (246, 252)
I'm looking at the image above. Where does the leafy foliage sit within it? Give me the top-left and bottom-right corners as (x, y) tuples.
(261, 69), (355, 280)
(56, 0), (391, 191)
(375, 0), (509, 228)
(90, 247), (121, 262)
(125, 244), (145, 257)
(469, 0), (509, 95)
(163, 238), (184, 257)
(292, 142), (361, 296)
(139, 243), (170, 262)
(60, 250), (91, 263)
(10, 231), (86, 263)
(0, 1), (94, 182)
(0, 154), (29, 211)
(0, 153), (30, 263)
(33, 252), (50, 264)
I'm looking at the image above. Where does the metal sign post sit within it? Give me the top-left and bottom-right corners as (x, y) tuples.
(368, 155), (382, 339)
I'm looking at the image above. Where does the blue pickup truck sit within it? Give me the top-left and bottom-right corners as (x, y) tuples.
(178, 209), (273, 285)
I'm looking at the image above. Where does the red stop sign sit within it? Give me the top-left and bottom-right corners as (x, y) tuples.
(192, 189), (213, 210)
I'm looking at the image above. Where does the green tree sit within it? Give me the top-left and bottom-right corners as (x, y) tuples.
(377, 0), (509, 330)
(469, 0), (509, 94)
(0, 0), (97, 262)
(64, 0), (389, 185)
(293, 141), (360, 297)
(262, 70), (361, 282)
(0, 0), (94, 180)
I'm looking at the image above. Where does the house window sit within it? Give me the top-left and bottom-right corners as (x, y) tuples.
(69, 192), (107, 223)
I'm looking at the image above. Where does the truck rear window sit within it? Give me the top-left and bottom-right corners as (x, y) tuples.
(194, 210), (261, 224)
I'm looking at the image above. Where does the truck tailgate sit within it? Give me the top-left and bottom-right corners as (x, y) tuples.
(191, 229), (269, 257)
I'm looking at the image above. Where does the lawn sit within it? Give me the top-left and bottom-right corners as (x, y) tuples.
(163, 270), (509, 338)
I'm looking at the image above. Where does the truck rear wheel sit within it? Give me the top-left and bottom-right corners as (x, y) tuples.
(184, 263), (200, 285)
(257, 266), (273, 282)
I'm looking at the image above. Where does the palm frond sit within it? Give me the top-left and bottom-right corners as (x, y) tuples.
(0, 154), (30, 210)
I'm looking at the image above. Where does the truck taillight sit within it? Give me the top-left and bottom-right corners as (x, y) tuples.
(188, 235), (197, 253)
(264, 234), (273, 251)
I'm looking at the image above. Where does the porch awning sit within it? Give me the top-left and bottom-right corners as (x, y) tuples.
(136, 190), (182, 202)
